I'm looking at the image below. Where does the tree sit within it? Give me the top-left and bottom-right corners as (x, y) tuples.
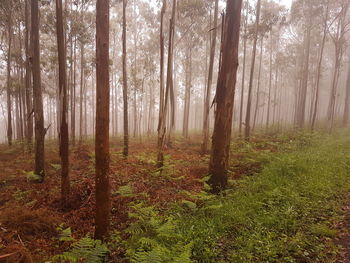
(208, 0), (243, 193)
(6, 8), (12, 146)
(245, 0), (262, 139)
(95, 0), (110, 239)
(25, 0), (33, 148)
(239, 1), (249, 136)
(31, 0), (45, 180)
(202, 0), (219, 153)
(311, 0), (330, 130)
(157, 0), (176, 167)
(343, 63), (350, 126)
(122, 0), (129, 158)
(327, 0), (349, 132)
(55, 0), (70, 201)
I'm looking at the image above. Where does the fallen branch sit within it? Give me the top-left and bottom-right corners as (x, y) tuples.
(0, 252), (18, 259)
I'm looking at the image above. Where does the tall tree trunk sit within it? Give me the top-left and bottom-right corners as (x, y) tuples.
(56, 0), (70, 201)
(31, 0), (45, 180)
(122, 0), (129, 157)
(95, 0), (110, 240)
(253, 36), (264, 131)
(71, 37), (77, 145)
(266, 30), (273, 129)
(202, 0), (218, 153)
(343, 64), (350, 126)
(157, 0), (176, 167)
(25, 0), (33, 148)
(296, 20), (311, 129)
(244, 0), (261, 140)
(209, 0), (243, 193)
(18, 23), (25, 143)
(183, 47), (192, 138)
(239, 2), (248, 136)
(79, 43), (85, 143)
(157, 0), (167, 166)
(6, 13), (13, 146)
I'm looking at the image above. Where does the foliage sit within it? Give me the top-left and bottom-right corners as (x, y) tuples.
(25, 170), (43, 183)
(121, 133), (350, 263)
(53, 237), (109, 263)
(124, 203), (193, 263)
(57, 224), (75, 242)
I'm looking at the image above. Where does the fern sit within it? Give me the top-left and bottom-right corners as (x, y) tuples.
(124, 203), (194, 263)
(56, 224), (75, 242)
(53, 237), (109, 263)
(114, 184), (135, 197)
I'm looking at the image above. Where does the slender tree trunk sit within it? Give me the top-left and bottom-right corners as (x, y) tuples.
(6, 13), (13, 146)
(239, 2), (248, 136)
(157, 0), (176, 167)
(95, 0), (110, 240)
(266, 30), (273, 129)
(209, 0), (243, 193)
(25, 0), (33, 148)
(18, 24), (25, 143)
(122, 0), (129, 157)
(71, 37), (77, 145)
(31, 0), (45, 180)
(183, 47), (192, 138)
(79, 43), (85, 143)
(202, 0), (218, 153)
(56, 0), (70, 201)
(244, 0), (261, 139)
(253, 36), (264, 131)
(157, 0), (167, 166)
(343, 64), (350, 126)
(296, 20), (311, 129)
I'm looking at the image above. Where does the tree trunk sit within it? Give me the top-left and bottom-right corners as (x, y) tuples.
(244, 0), (261, 140)
(266, 30), (273, 129)
(253, 36), (264, 131)
(239, 2), (248, 136)
(208, 0), (243, 193)
(183, 47), (192, 138)
(95, 0), (110, 240)
(71, 36), (77, 145)
(25, 0), (33, 149)
(56, 0), (70, 201)
(296, 20), (311, 129)
(343, 64), (350, 126)
(79, 43), (85, 143)
(31, 0), (45, 180)
(157, 0), (176, 167)
(122, 0), (129, 158)
(6, 13), (13, 146)
(201, 0), (218, 153)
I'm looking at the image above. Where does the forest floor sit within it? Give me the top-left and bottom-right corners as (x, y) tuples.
(0, 131), (350, 262)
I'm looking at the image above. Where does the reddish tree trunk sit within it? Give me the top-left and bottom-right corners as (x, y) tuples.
(6, 13), (13, 146)
(55, 0), (70, 201)
(208, 0), (243, 193)
(122, 0), (129, 157)
(31, 0), (45, 180)
(94, 0), (110, 240)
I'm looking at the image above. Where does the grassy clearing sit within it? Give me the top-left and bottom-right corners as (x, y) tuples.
(123, 132), (350, 263)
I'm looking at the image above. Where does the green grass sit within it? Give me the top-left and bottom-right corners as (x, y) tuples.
(123, 131), (350, 263)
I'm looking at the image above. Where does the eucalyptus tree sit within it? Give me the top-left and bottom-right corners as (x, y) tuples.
(32, 0), (45, 180)
(244, 0), (262, 140)
(327, 0), (349, 132)
(202, 0), (219, 153)
(95, 0), (110, 240)
(209, 0), (243, 193)
(55, 0), (70, 201)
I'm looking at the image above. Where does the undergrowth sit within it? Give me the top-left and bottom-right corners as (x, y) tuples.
(121, 131), (350, 262)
